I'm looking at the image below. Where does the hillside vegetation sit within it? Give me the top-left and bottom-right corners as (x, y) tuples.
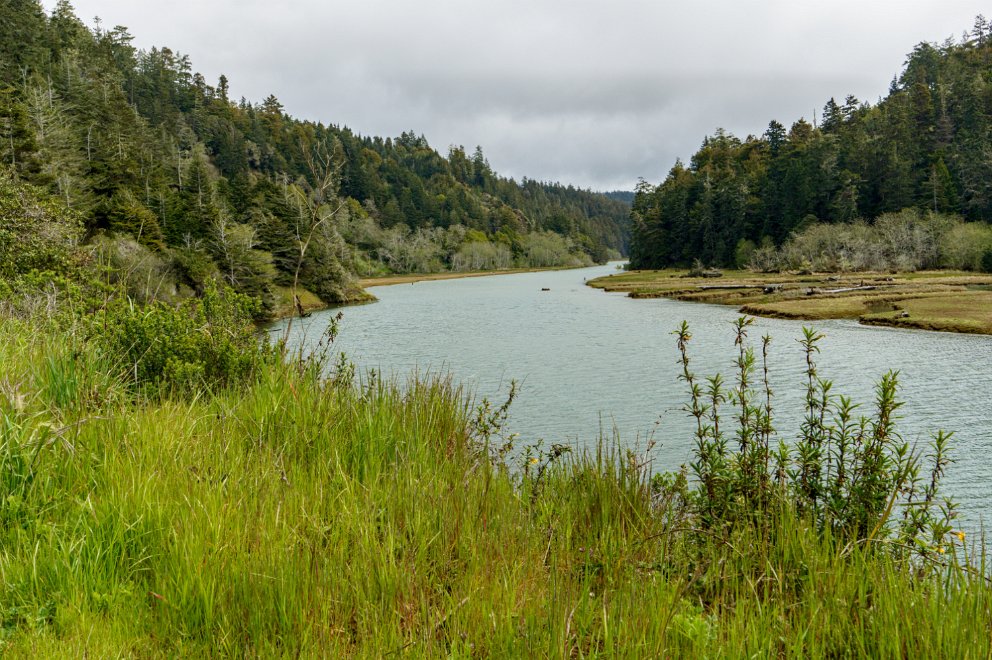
(630, 17), (992, 271)
(0, 0), (629, 319)
(2, 5), (990, 655)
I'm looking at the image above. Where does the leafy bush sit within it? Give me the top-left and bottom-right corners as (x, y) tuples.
(672, 318), (954, 551)
(940, 222), (992, 270)
(982, 249), (992, 273)
(0, 170), (83, 280)
(451, 239), (513, 271)
(95, 282), (273, 395)
(519, 230), (591, 268)
(754, 209), (963, 272)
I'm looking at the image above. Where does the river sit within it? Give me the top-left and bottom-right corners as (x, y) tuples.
(270, 263), (992, 534)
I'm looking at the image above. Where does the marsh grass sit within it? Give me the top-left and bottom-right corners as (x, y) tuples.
(0, 310), (990, 656)
(590, 268), (992, 334)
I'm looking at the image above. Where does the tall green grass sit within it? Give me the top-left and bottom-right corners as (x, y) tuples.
(0, 313), (989, 656)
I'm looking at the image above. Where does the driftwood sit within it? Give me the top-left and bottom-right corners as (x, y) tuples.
(697, 284), (784, 294)
(805, 285), (877, 296)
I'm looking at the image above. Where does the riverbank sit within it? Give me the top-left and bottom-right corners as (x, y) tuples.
(271, 284), (375, 320)
(588, 268), (992, 334)
(1, 310), (988, 656)
(359, 264), (590, 288)
(272, 266), (597, 320)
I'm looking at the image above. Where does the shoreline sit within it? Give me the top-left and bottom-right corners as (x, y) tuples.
(359, 264), (592, 288)
(588, 268), (992, 336)
(271, 263), (606, 320)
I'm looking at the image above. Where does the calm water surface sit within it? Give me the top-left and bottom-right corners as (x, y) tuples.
(271, 263), (992, 532)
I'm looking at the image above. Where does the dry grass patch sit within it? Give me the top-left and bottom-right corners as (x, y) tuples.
(590, 269), (992, 334)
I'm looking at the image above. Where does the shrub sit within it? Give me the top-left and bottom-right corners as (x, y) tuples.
(982, 248), (992, 274)
(672, 318), (954, 550)
(95, 282), (272, 396)
(89, 235), (181, 306)
(0, 170), (83, 280)
(451, 240), (513, 271)
(940, 222), (992, 270)
(759, 209), (963, 272)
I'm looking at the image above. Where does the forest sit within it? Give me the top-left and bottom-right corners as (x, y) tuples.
(630, 16), (992, 271)
(0, 0), (630, 319)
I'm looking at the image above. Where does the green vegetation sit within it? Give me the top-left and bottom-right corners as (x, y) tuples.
(2, 296), (988, 655)
(589, 268), (992, 334)
(0, 1), (629, 320)
(748, 208), (992, 273)
(630, 18), (992, 270)
(1, 180), (989, 652)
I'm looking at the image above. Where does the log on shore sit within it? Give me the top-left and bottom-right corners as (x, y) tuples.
(697, 284), (767, 290)
(805, 285), (877, 296)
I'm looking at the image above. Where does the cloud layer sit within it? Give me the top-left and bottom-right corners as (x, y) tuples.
(52, 0), (991, 190)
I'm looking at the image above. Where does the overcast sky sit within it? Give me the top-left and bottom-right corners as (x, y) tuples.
(45, 1), (991, 191)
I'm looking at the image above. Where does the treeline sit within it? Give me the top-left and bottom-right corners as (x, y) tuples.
(630, 16), (992, 269)
(0, 0), (629, 318)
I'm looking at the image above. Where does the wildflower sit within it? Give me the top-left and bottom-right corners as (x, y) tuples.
(957, 531), (966, 542)
(530, 457), (539, 465)
(938, 547), (946, 554)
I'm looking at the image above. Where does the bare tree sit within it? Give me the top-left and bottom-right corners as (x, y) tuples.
(284, 138), (347, 322)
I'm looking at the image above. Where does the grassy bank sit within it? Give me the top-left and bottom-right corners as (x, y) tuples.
(271, 285), (377, 320)
(589, 269), (992, 334)
(1, 306), (989, 656)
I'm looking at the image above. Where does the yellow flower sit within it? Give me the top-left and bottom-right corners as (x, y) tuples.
(530, 457), (539, 465)
(938, 547), (946, 554)
(957, 531), (966, 542)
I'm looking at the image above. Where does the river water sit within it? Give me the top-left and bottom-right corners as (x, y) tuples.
(270, 263), (992, 533)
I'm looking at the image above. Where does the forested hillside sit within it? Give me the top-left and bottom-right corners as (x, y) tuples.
(0, 0), (629, 318)
(630, 17), (992, 269)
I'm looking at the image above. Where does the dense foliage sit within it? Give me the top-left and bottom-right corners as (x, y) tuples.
(631, 17), (992, 269)
(0, 0), (629, 318)
(749, 208), (992, 273)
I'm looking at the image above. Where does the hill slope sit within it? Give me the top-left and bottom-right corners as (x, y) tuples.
(0, 1), (629, 316)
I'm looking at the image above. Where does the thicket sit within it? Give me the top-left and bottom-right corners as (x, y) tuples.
(338, 217), (598, 276)
(748, 207), (992, 272)
(630, 17), (992, 270)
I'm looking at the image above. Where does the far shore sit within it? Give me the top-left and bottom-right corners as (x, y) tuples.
(588, 268), (992, 335)
(359, 263), (601, 288)
(271, 262), (611, 320)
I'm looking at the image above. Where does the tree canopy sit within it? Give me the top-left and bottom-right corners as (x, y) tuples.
(0, 1), (630, 316)
(630, 19), (992, 269)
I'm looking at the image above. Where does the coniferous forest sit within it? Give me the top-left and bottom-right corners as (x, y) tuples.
(630, 17), (992, 270)
(0, 0), (630, 319)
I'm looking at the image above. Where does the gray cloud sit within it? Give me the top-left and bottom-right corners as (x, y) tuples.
(49, 0), (991, 190)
